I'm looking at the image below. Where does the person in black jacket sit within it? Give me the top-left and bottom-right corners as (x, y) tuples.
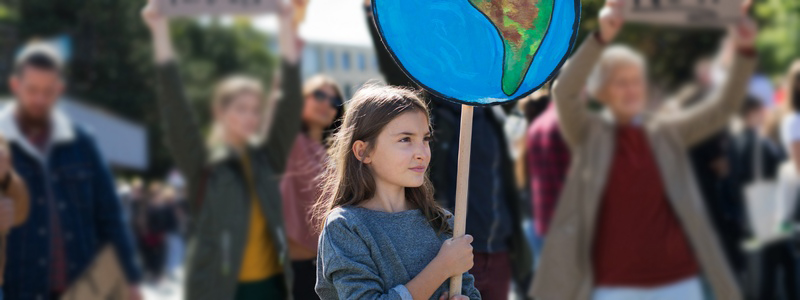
(364, 3), (533, 299)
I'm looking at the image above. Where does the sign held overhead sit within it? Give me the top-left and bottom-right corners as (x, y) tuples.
(158, 0), (279, 16)
(625, 0), (742, 28)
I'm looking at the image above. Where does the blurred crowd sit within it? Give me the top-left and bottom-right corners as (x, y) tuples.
(0, 0), (798, 300)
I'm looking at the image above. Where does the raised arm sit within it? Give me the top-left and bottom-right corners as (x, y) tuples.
(553, 0), (623, 148)
(552, 35), (604, 148)
(259, 3), (304, 174)
(664, 19), (758, 148)
(142, 0), (207, 194)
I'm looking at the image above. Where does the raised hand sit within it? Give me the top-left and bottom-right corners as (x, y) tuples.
(141, 0), (175, 63)
(730, 17), (757, 51)
(141, 0), (167, 33)
(598, 0), (624, 43)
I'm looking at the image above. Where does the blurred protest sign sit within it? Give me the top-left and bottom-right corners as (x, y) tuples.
(158, 0), (279, 16)
(60, 246), (128, 300)
(625, 0), (742, 28)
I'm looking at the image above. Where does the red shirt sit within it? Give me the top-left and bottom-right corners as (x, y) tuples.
(592, 125), (699, 287)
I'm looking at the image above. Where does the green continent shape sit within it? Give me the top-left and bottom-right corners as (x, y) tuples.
(469, 0), (554, 96)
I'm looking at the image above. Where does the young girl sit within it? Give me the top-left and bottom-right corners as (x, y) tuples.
(314, 86), (481, 300)
(142, 0), (302, 299)
(280, 75), (344, 300)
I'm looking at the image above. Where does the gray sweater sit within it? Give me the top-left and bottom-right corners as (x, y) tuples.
(316, 206), (481, 300)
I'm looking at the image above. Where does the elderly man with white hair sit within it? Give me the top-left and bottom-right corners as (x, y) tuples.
(530, 0), (758, 300)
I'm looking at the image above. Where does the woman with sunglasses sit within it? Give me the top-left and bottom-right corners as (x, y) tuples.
(280, 75), (344, 300)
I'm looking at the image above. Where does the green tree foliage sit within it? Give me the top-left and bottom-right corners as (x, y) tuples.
(754, 0), (800, 80)
(7, 0), (274, 178)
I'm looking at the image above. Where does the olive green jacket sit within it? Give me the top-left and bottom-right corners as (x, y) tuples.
(156, 60), (303, 300)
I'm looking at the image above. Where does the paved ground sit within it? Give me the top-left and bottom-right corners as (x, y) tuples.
(141, 268), (184, 300)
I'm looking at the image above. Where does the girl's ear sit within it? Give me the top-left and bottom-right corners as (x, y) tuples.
(352, 140), (371, 164)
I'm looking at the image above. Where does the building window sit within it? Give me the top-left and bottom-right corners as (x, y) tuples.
(357, 53), (366, 71)
(326, 50), (336, 70)
(341, 52), (351, 71)
(316, 47), (324, 73)
(302, 46), (319, 77)
(344, 84), (353, 99)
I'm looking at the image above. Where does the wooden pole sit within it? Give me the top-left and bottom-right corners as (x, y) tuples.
(449, 104), (474, 297)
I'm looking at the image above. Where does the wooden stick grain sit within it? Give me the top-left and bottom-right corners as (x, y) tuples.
(449, 104), (474, 297)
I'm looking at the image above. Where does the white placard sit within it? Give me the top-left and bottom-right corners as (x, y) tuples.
(625, 0), (742, 28)
(159, 0), (279, 16)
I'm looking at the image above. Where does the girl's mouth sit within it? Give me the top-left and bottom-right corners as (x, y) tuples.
(409, 166), (427, 173)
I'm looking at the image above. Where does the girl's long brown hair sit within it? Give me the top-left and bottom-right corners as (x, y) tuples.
(313, 84), (451, 234)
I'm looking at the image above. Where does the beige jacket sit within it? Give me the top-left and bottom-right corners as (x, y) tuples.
(530, 36), (755, 300)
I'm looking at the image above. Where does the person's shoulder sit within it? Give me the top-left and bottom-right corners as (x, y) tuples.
(70, 124), (102, 149)
(323, 206), (364, 232)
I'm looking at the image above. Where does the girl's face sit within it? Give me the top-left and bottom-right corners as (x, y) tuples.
(303, 85), (340, 130)
(219, 93), (262, 145)
(360, 111), (432, 188)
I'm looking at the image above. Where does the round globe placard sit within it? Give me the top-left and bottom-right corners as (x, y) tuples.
(373, 0), (581, 106)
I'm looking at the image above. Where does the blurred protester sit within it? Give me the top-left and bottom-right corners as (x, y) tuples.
(525, 85), (570, 261)
(670, 56), (749, 278)
(2, 42), (142, 299)
(531, 1), (757, 299)
(139, 184), (181, 285)
(760, 60), (800, 300)
(733, 97), (784, 186)
(0, 137), (30, 300)
(365, 4), (533, 299)
(519, 89), (551, 124)
(142, 0), (302, 298)
(732, 98), (786, 300)
(280, 75), (343, 300)
(748, 73), (775, 109)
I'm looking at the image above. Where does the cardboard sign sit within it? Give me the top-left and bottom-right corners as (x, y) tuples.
(61, 246), (129, 300)
(158, 0), (279, 16)
(625, 0), (742, 28)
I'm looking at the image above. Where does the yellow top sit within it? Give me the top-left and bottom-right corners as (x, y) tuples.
(238, 151), (283, 281)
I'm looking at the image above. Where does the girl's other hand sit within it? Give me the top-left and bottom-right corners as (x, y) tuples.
(434, 234), (474, 278)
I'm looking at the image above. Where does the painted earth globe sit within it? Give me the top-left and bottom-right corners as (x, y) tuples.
(373, 0), (581, 105)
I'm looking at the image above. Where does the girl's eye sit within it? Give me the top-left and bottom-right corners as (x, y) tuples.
(423, 136), (433, 142)
(399, 137), (411, 143)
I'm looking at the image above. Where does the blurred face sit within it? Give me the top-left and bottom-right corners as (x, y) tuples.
(9, 67), (64, 120)
(694, 59), (712, 87)
(217, 93), (262, 145)
(744, 107), (765, 129)
(302, 85), (340, 130)
(597, 63), (647, 123)
(358, 111), (432, 189)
